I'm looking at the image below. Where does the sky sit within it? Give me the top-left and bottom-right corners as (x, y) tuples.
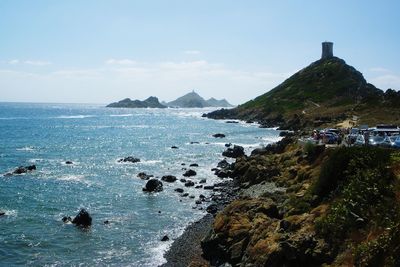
(0, 0), (399, 105)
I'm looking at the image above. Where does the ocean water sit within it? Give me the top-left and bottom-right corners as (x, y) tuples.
(0, 103), (280, 266)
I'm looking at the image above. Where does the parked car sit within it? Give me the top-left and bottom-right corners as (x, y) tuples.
(368, 136), (385, 146)
(323, 132), (339, 144)
(394, 136), (400, 148)
(380, 135), (399, 148)
(354, 134), (365, 146)
(347, 128), (359, 144)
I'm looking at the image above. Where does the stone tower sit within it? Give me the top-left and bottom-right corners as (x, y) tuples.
(321, 42), (333, 59)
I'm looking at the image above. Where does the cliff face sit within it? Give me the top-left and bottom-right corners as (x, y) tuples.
(201, 139), (400, 266)
(106, 96), (166, 108)
(206, 57), (400, 128)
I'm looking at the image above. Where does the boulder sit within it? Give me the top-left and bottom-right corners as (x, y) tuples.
(143, 179), (163, 192)
(204, 185), (215, 190)
(206, 204), (218, 214)
(72, 209), (92, 227)
(189, 163), (199, 167)
(217, 159), (231, 169)
(199, 179), (207, 184)
(182, 193), (189, 197)
(137, 172), (153, 180)
(213, 133), (226, 138)
(225, 143), (232, 147)
(184, 180), (195, 187)
(12, 165), (36, 174)
(174, 188), (184, 193)
(161, 175), (177, 183)
(183, 169), (197, 177)
(195, 185), (203, 189)
(222, 145), (245, 158)
(217, 171), (229, 178)
(62, 216), (72, 223)
(161, 235), (170, 241)
(118, 157), (140, 163)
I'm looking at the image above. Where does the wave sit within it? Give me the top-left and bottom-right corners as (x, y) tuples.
(58, 175), (85, 182)
(0, 209), (17, 217)
(109, 114), (134, 117)
(53, 115), (95, 119)
(16, 146), (36, 151)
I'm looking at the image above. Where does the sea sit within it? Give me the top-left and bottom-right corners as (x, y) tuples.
(0, 102), (280, 266)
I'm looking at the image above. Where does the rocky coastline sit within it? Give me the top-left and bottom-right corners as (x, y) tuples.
(161, 128), (400, 266)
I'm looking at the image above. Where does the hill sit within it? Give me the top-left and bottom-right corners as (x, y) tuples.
(167, 91), (233, 108)
(206, 50), (400, 129)
(106, 96), (166, 108)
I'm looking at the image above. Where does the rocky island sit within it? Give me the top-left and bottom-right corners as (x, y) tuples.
(106, 96), (166, 108)
(166, 91), (234, 108)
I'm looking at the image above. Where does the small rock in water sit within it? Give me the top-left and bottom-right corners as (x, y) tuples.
(189, 163), (199, 167)
(190, 141), (200, 144)
(225, 143), (232, 147)
(143, 179), (163, 192)
(118, 157), (140, 163)
(199, 179), (207, 184)
(0, 211), (6, 216)
(195, 185), (203, 189)
(180, 178), (187, 183)
(161, 175), (177, 183)
(183, 169), (197, 177)
(195, 200), (202, 205)
(212, 133), (226, 138)
(174, 188), (184, 193)
(65, 161), (73, 165)
(62, 216), (72, 223)
(161, 235), (169, 241)
(182, 193), (189, 197)
(72, 209), (92, 227)
(158, 211), (161, 214)
(104, 220), (110, 224)
(181, 163), (186, 166)
(189, 195), (195, 199)
(184, 180), (195, 187)
(137, 172), (153, 180)
(12, 165), (36, 175)
(204, 185), (215, 190)
(171, 146), (179, 149)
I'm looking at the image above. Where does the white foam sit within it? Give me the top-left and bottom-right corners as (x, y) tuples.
(53, 115), (95, 119)
(58, 175), (85, 182)
(16, 146), (35, 151)
(109, 114), (134, 117)
(139, 160), (163, 165)
(0, 209), (17, 217)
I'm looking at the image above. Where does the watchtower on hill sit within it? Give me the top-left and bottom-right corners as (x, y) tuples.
(321, 42), (334, 59)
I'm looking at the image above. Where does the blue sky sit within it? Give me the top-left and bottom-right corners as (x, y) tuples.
(0, 0), (399, 104)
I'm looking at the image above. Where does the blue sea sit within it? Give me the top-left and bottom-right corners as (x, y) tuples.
(0, 103), (280, 266)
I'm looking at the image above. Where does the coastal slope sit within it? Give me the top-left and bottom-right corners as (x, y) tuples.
(205, 57), (400, 128)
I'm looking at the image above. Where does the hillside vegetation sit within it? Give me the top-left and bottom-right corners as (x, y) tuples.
(206, 57), (400, 128)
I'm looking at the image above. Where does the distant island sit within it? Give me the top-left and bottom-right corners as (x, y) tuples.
(106, 91), (234, 108)
(106, 96), (166, 108)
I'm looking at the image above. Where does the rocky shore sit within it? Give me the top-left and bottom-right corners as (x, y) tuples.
(161, 133), (400, 266)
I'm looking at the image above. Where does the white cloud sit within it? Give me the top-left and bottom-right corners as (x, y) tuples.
(183, 50), (201, 55)
(0, 59), (293, 104)
(105, 58), (137, 65)
(4, 59), (51, 66)
(24, 60), (52, 66)
(369, 67), (390, 73)
(9, 59), (19, 64)
(370, 74), (400, 90)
